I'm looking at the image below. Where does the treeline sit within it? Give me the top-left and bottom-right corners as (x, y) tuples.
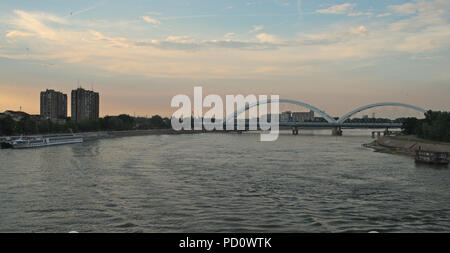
(0, 114), (171, 136)
(402, 110), (450, 142)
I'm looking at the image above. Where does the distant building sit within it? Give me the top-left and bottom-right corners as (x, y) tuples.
(71, 87), (99, 122)
(40, 89), (67, 121)
(260, 114), (279, 122)
(292, 110), (314, 122)
(280, 111), (292, 122)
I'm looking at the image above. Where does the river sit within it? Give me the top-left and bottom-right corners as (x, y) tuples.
(1, 130), (450, 232)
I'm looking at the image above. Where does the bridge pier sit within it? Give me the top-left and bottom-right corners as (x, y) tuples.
(332, 127), (343, 136)
(292, 127), (299, 135)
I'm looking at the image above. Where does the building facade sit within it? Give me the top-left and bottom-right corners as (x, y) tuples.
(71, 88), (99, 122)
(40, 89), (67, 121)
(292, 110), (315, 122)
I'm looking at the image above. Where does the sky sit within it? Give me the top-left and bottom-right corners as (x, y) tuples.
(0, 0), (449, 118)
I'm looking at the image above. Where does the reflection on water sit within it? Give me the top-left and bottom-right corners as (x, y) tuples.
(1, 130), (450, 232)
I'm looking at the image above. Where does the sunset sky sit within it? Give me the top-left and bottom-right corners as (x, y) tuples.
(0, 0), (449, 118)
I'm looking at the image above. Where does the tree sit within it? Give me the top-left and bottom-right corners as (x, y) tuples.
(401, 117), (419, 135)
(0, 116), (15, 136)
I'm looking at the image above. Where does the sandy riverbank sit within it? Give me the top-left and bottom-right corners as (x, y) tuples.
(364, 136), (450, 156)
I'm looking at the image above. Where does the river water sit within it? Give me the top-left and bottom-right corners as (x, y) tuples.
(1, 130), (450, 232)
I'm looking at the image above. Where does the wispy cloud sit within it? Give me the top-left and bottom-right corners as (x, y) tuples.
(159, 14), (218, 20)
(5, 30), (33, 37)
(376, 13), (392, 18)
(249, 25), (264, 33)
(316, 3), (373, 17)
(388, 0), (449, 32)
(2, 5), (450, 80)
(70, 6), (96, 17)
(317, 3), (355, 14)
(142, 16), (160, 25)
(224, 32), (235, 39)
(256, 33), (277, 43)
(68, 1), (107, 18)
(347, 11), (372, 17)
(388, 2), (418, 15)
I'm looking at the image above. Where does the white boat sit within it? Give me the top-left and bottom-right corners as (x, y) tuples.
(11, 134), (83, 149)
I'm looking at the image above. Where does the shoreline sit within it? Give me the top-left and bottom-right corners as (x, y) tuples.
(83, 129), (206, 141)
(0, 129), (206, 143)
(363, 136), (450, 156)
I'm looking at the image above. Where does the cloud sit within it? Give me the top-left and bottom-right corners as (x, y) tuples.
(316, 3), (372, 17)
(2, 7), (450, 80)
(388, 2), (418, 15)
(256, 33), (277, 43)
(70, 6), (97, 17)
(6, 30), (33, 37)
(376, 13), (392, 18)
(349, 26), (368, 35)
(142, 16), (160, 25)
(249, 25), (264, 33)
(395, 26), (450, 53)
(165, 36), (195, 43)
(224, 32), (236, 39)
(388, 0), (450, 16)
(317, 3), (355, 14)
(388, 0), (449, 32)
(160, 14), (218, 20)
(297, 26), (369, 46)
(347, 12), (372, 17)
(135, 38), (279, 51)
(10, 10), (68, 41)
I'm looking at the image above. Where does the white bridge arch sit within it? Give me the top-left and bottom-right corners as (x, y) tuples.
(337, 102), (427, 124)
(225, 100), (426, 125)
(225, 98), (337, 123)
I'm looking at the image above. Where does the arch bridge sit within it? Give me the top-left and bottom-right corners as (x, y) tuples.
(226, 99), (427, 136)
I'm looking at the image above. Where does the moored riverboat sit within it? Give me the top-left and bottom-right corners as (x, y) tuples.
(415, 149), (449, 165)
(9, 134), (83, 149)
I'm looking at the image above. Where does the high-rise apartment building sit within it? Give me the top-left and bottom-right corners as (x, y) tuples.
(71, 88), (99, 122)
(40, 89), (67, 121)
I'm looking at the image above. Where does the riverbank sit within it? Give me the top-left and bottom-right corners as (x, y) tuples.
(364, 135), (450, 156)
(0, 129), (205, 143)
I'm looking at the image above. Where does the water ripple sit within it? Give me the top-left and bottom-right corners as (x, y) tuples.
(1, 132), (450, 232)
